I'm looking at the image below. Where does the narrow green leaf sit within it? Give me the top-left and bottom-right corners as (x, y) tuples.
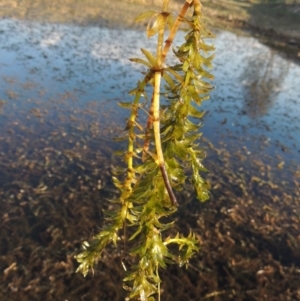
(128, 86), (140, 95)
(114, 150), (127, 156)
(118, 101), (132, 109)
(135, 10), (156, 22)
(162, 72), (175, 89)
(182, 60), (190, 72)
(147, 13), (165, 38)
(113, 135), (128, 142)
(165, 67), (184, 83)
(129, 58), (152, 68)
(166, 13), (175, 31)
(188, 105), (205, 119)
(141, 48), (157, 66)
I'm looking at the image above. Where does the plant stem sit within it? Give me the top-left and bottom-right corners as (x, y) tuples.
(152, 0), (178, 206)
(142, 0), (191, 167)
(153, 71), (178, 206)
(157, 264), (161, 301)
(161, 0), (192, 64)
(142, 91), (154, 162)
(125, 72), (152, 191)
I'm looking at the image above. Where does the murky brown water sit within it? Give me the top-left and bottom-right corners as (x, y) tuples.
(0, 17), (299, 301)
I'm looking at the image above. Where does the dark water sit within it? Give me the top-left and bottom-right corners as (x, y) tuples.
(0, 18), (300, 300)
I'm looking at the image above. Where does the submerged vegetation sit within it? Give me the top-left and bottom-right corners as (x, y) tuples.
(75, 0), (215, 299)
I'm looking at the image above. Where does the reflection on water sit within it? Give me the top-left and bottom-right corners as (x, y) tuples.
(202, 31), (300, 170)
(0, 18), (299, 301)
(240, 50), (290, 118)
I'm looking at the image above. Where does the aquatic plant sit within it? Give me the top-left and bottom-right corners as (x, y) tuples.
(75, 0), (214, 299)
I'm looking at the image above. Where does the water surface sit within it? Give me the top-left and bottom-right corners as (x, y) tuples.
(0, 18), (299, 192)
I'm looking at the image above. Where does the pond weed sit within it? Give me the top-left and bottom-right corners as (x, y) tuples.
(75, 1), (215, 300)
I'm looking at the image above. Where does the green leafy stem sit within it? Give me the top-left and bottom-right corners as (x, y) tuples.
(75, 1), (214, 300)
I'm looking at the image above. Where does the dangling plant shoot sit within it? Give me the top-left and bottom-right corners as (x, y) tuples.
(75, 0), (214, 300)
